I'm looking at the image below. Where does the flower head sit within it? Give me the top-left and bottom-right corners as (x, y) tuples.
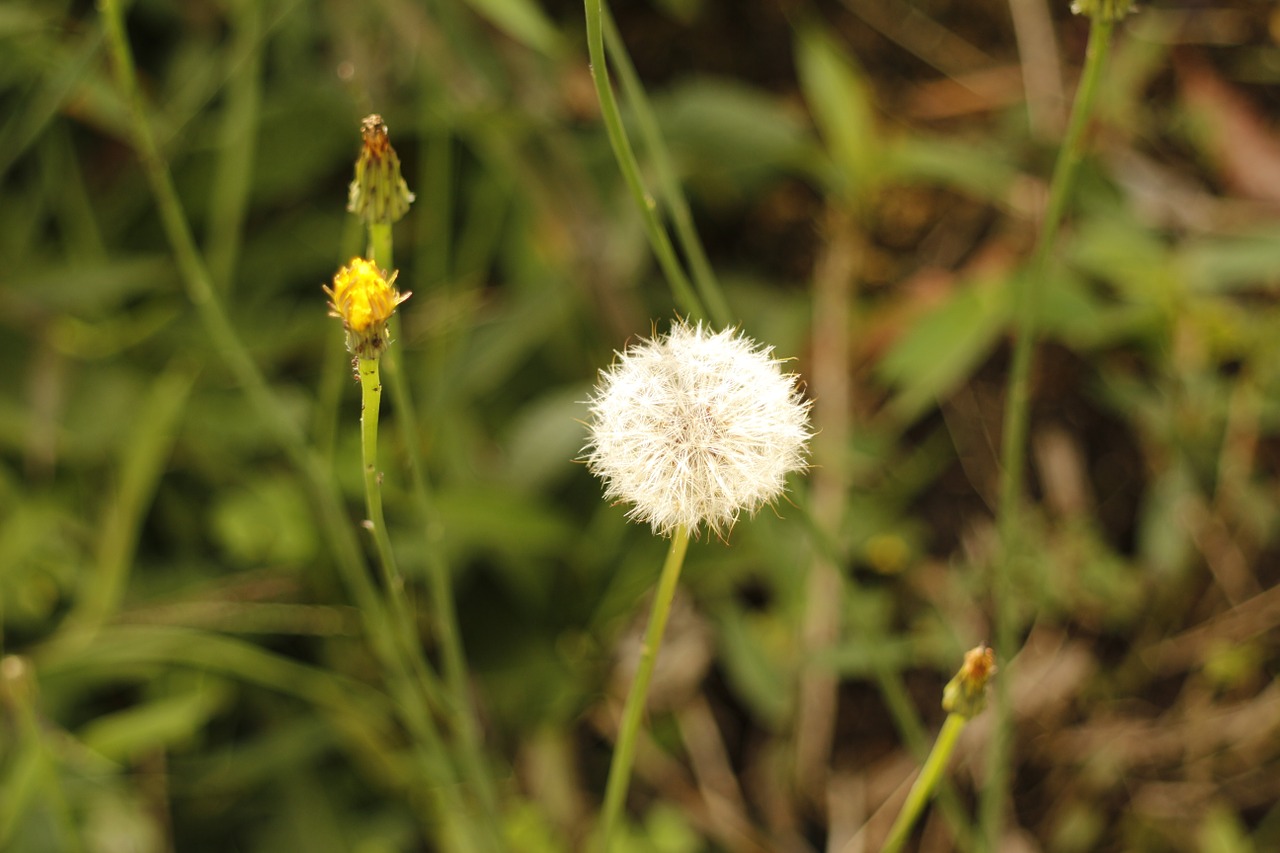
(347, 114), (415, 224)
(584, 322), (811, 538)
(324, 257), (411, 359)
(942, 646), (997, 720)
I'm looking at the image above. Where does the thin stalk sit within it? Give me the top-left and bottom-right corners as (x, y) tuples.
(983, 15), (1115, 849)
(882, 713), (968, 853)
(583, 0), (706, 323)
(599, 526), (691, 851)
(600, 8), (731, 328)
(873, 667), (975, 851)
(369, 221), (393, 270)
(97, 2), (465, 835)
(356, 357), (413, 646)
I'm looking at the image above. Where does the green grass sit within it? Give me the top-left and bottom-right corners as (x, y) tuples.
(2, 1), (1279, 851)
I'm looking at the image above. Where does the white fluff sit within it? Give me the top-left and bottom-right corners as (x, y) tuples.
(584, 322), (812, 537)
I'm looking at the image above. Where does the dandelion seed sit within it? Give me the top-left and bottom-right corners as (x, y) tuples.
(584, 322), (812, 537)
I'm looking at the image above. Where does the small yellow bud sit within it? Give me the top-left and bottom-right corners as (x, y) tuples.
(347, 114), (415, 224)
(324, 258), (411, 359)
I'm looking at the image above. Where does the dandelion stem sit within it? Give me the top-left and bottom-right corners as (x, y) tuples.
(583, 0), (706, 324)
(599, 525), (691, 851)
(882, 713), (968, 853)
(985, 14), (1115, 849)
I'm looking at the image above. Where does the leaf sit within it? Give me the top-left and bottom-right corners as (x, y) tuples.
(463, 0), (561, 55)
(212, 474), (319, 566)
(1180, 227), (1280, 293)
(794, 24), (879, 202)
(653, 77), (817, 191)
(1135, 459), (1197, 579)
(713, 605), (792, 728)
(877, 273), (1011, 424)
(886, 134), (1018, 202)
(503, 387), (591, 493)
(78, 680), (233, 761)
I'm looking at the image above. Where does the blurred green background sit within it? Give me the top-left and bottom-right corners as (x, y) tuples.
(2, 0), (1279, 850)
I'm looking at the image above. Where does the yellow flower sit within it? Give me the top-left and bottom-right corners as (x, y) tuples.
(324, 258), (410, 359)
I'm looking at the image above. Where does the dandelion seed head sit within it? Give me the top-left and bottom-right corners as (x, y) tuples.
(584, 322), (811, 538)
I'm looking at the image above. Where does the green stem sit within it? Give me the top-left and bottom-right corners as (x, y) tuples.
(599, 526), (691, 851)
(600, 9), (731, 328)
(984, 15), (1115, 850)
(357, 357), (411, 635)
(873, 666), (975, 851)
(882, 713), (968, 853)
(369, 221), (393, 270)
(583, 0), (706, 324)
(97, 1), (464, 833)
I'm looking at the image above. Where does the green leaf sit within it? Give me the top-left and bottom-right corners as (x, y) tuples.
(713, 606), (792, 727)
(463, 0), (561, 54)
(653, 78), (817, 191)
(794, 24), (879, 202)
(503, 387), (591, 493)
(78, 680), (232, 761)
(212, 474), (319, 566)
(1180, 227), (1280, 293)
(877, 274), (1011, 424)
(886, 134), (1018, 201)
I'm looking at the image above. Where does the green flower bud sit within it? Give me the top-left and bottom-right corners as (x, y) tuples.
(347, 114), (415, 224)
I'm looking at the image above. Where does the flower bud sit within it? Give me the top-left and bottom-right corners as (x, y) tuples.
(942, 645), (997, 720)
(347, 114), (415, 224)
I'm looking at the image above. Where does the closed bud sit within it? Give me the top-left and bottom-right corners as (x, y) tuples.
(347, 114), (415, 224)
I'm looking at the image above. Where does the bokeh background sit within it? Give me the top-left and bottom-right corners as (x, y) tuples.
(2, 0), (1279, 850)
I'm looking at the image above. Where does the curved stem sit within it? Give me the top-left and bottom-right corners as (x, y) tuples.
(583, 0), (706, 324)
(984, 15), (1115, 849)
(599, 526), (691, 851)
(882, 713), (968, 853)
